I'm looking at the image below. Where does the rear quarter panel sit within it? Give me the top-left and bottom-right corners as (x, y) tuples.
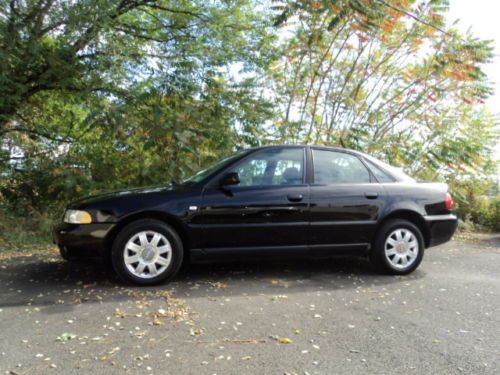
(380, 182), (449, 219)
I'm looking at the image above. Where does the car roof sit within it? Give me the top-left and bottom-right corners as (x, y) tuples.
(247, 144), (360, 154)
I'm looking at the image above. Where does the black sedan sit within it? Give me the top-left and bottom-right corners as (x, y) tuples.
(54, 145), (458, 285)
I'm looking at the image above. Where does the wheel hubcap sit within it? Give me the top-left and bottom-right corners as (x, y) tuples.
(124, 231), (172, 279)
(384, 228), (419, 270)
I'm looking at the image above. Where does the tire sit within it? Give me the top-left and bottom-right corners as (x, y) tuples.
(370, 219), (424, 275)
(111, 219), (184, 286)
(59, 245), (72, 261)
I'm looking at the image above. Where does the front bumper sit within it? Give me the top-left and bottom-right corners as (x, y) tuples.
(424, 214), (458, 248)
(53, 222), (116, 259)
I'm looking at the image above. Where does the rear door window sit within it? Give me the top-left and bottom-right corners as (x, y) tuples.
(312, 149), (371, 184)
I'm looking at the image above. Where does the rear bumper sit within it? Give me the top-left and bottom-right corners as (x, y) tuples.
(53, 222), (115, 259)
(424, 214), (458, 248)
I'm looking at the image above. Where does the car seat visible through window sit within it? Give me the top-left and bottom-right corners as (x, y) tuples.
(281, 167), (301, 185)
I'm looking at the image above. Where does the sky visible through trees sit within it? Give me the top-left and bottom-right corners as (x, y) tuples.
(447, 0), (500, 161)
(0, 0), (498, 229)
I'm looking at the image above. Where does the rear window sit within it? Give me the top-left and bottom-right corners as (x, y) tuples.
(365, 160), (395, 183)
(361, 153), (415, 183)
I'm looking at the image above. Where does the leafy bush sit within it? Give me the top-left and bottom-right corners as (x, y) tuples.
(475, 195), (500, 232)
(0, 205), (55, 251)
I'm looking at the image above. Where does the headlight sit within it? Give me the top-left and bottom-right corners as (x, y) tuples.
(64, 210), (92, 224)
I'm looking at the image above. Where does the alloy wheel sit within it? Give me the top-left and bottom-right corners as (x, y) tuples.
(123, 230), (172, 279)
(384, 228), (419, 270)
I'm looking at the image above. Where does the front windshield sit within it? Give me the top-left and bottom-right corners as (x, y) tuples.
(181, 150), (248, 185)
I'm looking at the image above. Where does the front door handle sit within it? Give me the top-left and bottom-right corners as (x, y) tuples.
(287, 194), (304, 202)
(365, 192), (379, 199)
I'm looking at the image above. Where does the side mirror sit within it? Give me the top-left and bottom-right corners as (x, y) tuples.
(219, 172), (240, 187)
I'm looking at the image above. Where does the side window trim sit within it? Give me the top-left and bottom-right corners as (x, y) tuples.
(356, 155), (378, 183)
(310, 148), (375, 185)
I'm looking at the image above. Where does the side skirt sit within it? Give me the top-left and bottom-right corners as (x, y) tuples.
(189, 243), (370, 263)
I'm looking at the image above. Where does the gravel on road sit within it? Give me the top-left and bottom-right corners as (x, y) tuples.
(0, 234), (499, 375)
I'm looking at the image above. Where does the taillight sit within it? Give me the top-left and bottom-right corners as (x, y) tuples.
(445, 192), (454, 210)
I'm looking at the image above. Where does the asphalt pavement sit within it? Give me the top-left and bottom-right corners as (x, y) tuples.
(0, 234), (499, 375)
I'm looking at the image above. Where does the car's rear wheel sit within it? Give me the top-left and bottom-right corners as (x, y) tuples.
(370, 219), (424, 275)
(111, 219), (183, 285)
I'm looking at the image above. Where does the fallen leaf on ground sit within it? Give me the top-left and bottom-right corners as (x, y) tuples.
(190, 328), (204, 336)
(270, 279), (289, 287)
(108, 347), (120, 355)
(152, 317), (163, 326)
(56, 333), (77, 342)
(210, 281), (228, 289)
(114, 309), (126, 318)
(271, 294), (289, 301)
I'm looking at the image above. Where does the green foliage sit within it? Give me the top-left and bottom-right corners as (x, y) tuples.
(0, 204), (55, 250)
(450, 175), (500, 232)
(0, 0), (499, 240)
(1, 0), (276, 222)
(475, 196), (500, 232)
(268, 0), (499, 229)
(272, 0), (400, 31)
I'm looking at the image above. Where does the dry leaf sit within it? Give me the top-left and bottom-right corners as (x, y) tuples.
(109, 347), (120, 355)
(190, 328), (204, 336)
(56, 333), (77, 342)
(114, 309), (126, 318)
(152, 317), (163, 326)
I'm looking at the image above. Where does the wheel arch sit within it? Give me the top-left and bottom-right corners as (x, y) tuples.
(376, 210), (430, 248)
(104, 211), (190, 261)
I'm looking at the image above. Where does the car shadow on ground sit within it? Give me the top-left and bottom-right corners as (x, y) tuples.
(0, 254), (426, 309)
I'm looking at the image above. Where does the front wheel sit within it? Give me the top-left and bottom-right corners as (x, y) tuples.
(111, 219), (184, 285)
(59, 245), (72, 261)
(370, 219), (424, 275)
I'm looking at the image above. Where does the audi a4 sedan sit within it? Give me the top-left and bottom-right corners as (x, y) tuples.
(54, 145), (458, 285)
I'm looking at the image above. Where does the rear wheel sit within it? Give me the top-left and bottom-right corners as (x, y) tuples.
(370, 219), (424, 275)
(111, 219), (183, 285)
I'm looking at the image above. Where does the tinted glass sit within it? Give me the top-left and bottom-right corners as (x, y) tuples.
(181, 150), (248, 184)
(365, 160), (395, 182)
(360, 153), (415, 183)
(230, 148), (304, 187)
(313, 150), (371, 184)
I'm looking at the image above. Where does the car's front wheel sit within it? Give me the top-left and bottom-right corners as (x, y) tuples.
(370, 219), (424, 275)
(111, 219), (183, 285)
(59, 245), (72, 261)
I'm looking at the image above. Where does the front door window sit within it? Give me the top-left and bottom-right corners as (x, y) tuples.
(230, 148), (305, 187)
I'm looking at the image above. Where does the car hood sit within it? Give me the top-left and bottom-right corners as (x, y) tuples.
(67, 185), (175, 209)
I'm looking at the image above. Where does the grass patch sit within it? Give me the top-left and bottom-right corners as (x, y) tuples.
(0, 208), (56, 253)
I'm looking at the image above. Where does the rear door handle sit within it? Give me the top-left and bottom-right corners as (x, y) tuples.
(365, 192), (378, 199)
(287, 194), (304, 202)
